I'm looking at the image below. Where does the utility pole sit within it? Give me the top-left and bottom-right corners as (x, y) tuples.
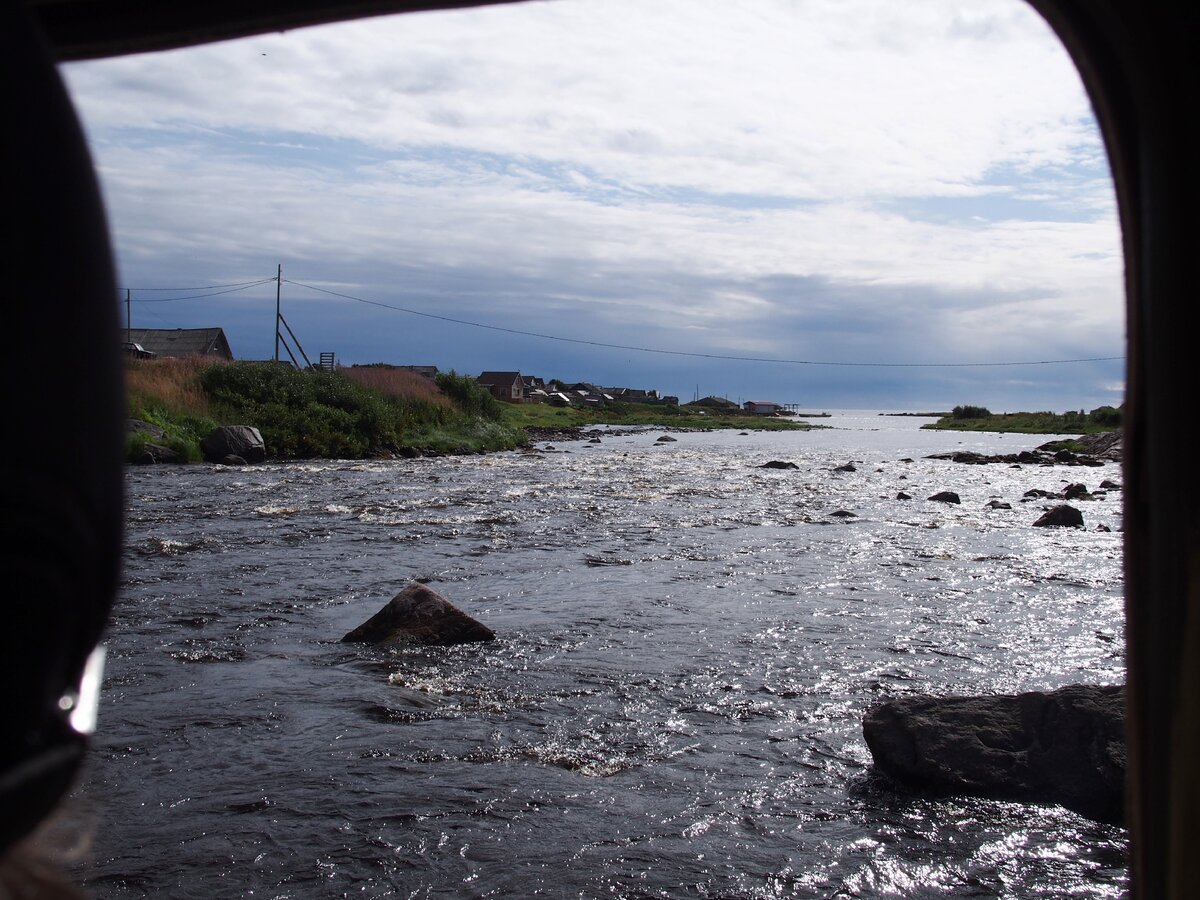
(274, 263), (281, 363)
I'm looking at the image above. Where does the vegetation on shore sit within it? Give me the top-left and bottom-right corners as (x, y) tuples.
(125, 360), (812, 462)
(501, 400), (815, 432)
(125, 359), (525, 461)
(923, 404), (1123, 435)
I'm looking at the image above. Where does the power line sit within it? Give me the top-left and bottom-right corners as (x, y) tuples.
(283, 277), (1124, 369)
(120, 279), (276, 303)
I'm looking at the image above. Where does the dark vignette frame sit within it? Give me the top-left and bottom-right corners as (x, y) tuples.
(20, 1), (1200, 895)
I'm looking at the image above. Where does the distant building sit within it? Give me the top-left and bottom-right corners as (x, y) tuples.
(124, 327), (234, 360)
(477, 371), (525, 402)
(744, 400), (783, 415)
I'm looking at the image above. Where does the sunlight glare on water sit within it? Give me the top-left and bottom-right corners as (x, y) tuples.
(77, 415), (1126, 897)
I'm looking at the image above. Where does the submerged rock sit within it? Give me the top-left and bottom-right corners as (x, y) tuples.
(341, 583), (495, 646)
(863, 683), (1125, 823)
(758, 460), (799, 469)
(928, 491), (961, 504)
(833, 463), (857, 473)
(655, 435), (677, 443)
(1033, 504), (1084, 528)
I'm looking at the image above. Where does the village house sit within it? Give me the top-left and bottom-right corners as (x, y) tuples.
(744, 400), (783, 416)
(476, 371), (525, 402)
(123, 327), (234, 360)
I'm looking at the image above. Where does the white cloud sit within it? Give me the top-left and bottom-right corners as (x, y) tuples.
(63, 0), (1123, 406)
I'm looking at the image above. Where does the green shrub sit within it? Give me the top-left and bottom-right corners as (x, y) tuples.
(952, 404), (992, 419)
(435, 371), (504, 421)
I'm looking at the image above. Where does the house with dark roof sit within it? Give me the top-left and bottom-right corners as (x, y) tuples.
(123, 327), (234, 360)
(744, 400), (783, 415)
(476, 371), (524, 402)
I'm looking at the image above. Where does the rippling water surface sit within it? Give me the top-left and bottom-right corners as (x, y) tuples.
(75, 413), (1127, 898)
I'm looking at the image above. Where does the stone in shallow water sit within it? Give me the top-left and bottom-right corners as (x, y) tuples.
(341, 583), (495, 646)
(1033, 504), (1084, 528)
(863, 683), (1124, 823)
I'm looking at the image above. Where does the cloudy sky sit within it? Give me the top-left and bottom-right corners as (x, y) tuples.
(63, 0), (1124, 411)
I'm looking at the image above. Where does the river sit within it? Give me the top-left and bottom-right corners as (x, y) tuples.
(71, 412), (1127, 898)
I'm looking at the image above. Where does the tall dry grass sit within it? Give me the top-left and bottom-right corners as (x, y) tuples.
(125, 356), (223, 418)
(340, 366), (455, 412)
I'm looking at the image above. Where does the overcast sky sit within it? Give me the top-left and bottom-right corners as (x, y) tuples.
(63, 0), (1124, 411)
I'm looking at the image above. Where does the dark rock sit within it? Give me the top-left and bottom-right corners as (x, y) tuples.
(219, 454), (248, 466)
(863, 683), (1125, 823)
(895, 492), (912, 500)
(758, 460), (799, 469)
(202, 425), (265, 463)
(1024, 488), (1056, 498)
(986, 500), (1012, 510)
(830, 509), (857, 518)
(655, 435), (677, 443)
(928, 491), (961, 504)
(1100, 479), (1121, 490)
(127, 418), (166, 441)
(341, 583), (495, 646)
(899, 458), (914, 463)
(833, 463), (857, 473)
(1062, 483), (1090, 500)
(131, 442), (181, 464)
(1097, 524), (1112, 532)
(1033, 504), (1085, 528)
(588, 437), (602, 443)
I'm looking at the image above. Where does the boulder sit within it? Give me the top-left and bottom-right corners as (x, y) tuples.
(127, 418), (166, 441)
(342, 583), (495, 646)
(132, 442), (180, 464)
(833, 463), (857, 473)
(655, 435), (677, 443)
(863, 683), (1125, 823)
(1033, 504), (1084, 528)
(986, 500), (1012, 510)
(928, 491), (961, 504)
(758, 460), (799, 470)
(1062, 482), (1090, 500)
(202, 425), (265, 463)
(895, 492), (912, 500)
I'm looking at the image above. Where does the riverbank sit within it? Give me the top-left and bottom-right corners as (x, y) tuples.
(923, 405), (1122, 435)
(125, 358), (815, 463)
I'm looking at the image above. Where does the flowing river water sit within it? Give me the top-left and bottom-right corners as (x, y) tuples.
(72, 412), (1127, 898)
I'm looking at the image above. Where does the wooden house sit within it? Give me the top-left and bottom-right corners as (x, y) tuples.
(124, 327), (234, 360)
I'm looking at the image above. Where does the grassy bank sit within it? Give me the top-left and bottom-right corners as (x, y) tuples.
(502, 400), (815, 432)
(922, 404), (1122, 435)
(125, 359), (526, 461)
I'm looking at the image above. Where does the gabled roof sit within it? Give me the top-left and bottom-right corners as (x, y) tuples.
(477, 371), (522, 385)
(124, 327), (234, 359)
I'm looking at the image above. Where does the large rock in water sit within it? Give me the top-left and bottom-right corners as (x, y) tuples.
(863, 684), (1125, 823)
(341, 583), (495, 646)
(1033, 504), (1084, 528)
(202, 425), (265, 463)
